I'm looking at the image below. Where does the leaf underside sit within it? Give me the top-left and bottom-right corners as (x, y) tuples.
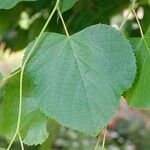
(125, 26), (150, 109)
(1, 24), (136, 146)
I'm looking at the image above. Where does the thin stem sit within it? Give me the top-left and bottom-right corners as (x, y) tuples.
(0, 69), (20, 84)
(101, 127), (107, 149)
(6, 0), (60, 149)
(6, 132), (18, 150)
(94, 132), (101, 150)
(132, 8), (150, 55)
(57, 9), (70, 37)
(132, 0), (136, 9)
(18, 132), (24, 150)
(132, 9), (144, 38)
(119, 0), (136, 30)
(119, 7), (132, 30)
(23, 0), (60, 68)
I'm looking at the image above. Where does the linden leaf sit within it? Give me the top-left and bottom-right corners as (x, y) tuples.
(125, 26), (150, 109)
(24, 24), (136, 135)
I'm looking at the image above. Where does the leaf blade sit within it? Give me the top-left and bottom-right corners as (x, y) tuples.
(24, 24), (136, 135)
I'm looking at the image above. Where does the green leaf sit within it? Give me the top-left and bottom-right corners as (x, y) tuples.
(24, 24), (136, 135)
(125, 26), (150, 109)
(0, 148), (6, 150)
(0, 0), (36, 9)
(0, 73), (49, 145)
(22, 111), (49, 145)
(59, 0), (78, 13)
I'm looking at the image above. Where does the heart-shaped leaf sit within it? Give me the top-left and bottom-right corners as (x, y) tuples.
(23, 24), (136, 135)
(125, 26), (150, 109)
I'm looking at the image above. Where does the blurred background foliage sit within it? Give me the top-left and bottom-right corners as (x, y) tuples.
(0, 0), (149, 50)
(0, 0), (150, 150)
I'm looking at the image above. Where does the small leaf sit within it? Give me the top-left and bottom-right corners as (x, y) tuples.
(24, 24), (136, 135)
(0, 0), (36, 9)
(125, 26), (150, 109)
(59, 0), (78, 13)
(0, 73), (49, 146)
(23, 111), (49, 146)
